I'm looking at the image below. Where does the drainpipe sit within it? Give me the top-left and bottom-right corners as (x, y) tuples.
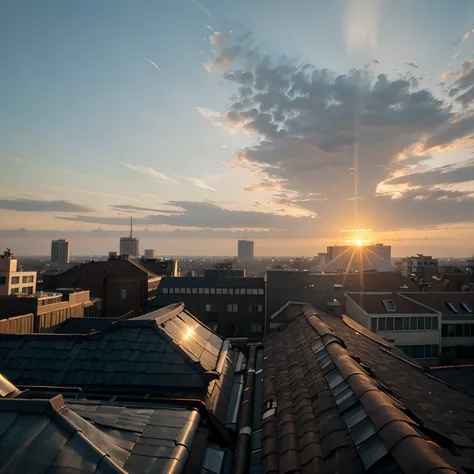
(231, 344), (257, 474)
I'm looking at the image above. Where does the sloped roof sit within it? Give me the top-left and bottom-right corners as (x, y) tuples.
(262, 305), (474, 473)
(0, 304), (224, 392)
(334, 272), (419, 292)
(402, 292), (474, 319)
(346, 293), (438, 314)
(158, 276), (265, 289)
(0, 392), (201, 474)
(45, 317), (118, 334)
(429, 365), (474, 396)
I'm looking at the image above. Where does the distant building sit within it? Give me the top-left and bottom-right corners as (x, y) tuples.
(154, 275), (265, 338)
(120, 217), (139, 257)
(238, 239), (254, 260)
(325, 243), (393, 272)
(400, 254), (438, 280)
(204, 268), (245, 278)
(42, 255), (160, 318)
(144, 249), (155, 260)
(130, 257), (179, 277)
(0, 290), (100, 333)
(51, 238), (70, 264)
(0, 249), (37, 296)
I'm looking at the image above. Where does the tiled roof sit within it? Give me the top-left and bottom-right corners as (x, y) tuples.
(0, 304), (224, 393)
(159, 276), (265, 289)
(334, 272), (419, 292)
(402, 292), (474, 318)
(0, 392), (202, 474)
(429, 366), (474, 396)
(346, 293), (438, 314)
(262, 305), (474, 473)
(45, 317), (118, 334)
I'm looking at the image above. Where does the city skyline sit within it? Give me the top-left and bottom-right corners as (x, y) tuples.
(2, 1), (474, 256)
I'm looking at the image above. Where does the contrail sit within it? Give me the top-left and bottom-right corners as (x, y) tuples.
(146, 58), (169, 79)
(190, 0), (211, 17)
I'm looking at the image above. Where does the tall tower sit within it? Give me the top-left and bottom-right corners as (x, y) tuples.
(120, 217), (140, 257)
(238, 239), (255, 260)
(51, 239), (70, 264)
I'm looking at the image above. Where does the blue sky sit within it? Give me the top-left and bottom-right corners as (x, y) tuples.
(2, 0), (474, 256)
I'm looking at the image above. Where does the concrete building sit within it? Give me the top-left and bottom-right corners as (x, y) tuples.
(119, 218), (139, 257)
(238, 239), (254, 260)
(265, 270), (418, 322)
(0, 249), (37, 296)
(42, 255), (160, 318)
(154, 276), (265, 338)
(325, 243), (393, 272)
(0, 289), (100, 333)
(51, 239), (70, 264)
(345, 291), (474, 364)
(399, 254), (438, 280)
(144, 249), (155, 260)
(130, 257), (179, 277)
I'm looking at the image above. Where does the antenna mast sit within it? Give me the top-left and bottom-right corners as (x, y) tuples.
(130, 216), (133, 238)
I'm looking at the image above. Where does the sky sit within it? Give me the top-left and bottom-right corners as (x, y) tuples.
(2, 0), (474, 257)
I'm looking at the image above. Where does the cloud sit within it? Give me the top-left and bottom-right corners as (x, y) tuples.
(405, 62), (419, 69)
(146, 58), (168, 79)
(49, 186), (136, 201)
(186, 177), (217, 192)
(190, 0), (211, 17)
(6, 157), (23, 162)
(59, 200), (318, 232)
(122, 162), (178, 184)
(445, 60), (474, 107)
(441, 71), (454, 80)
(199, 27), (474, 231)
(0, 199), (93, 213)
(196, 107), (224, 118)
(110, 204), (183, 214)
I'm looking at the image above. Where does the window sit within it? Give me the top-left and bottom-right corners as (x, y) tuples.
(448, 324), (455, 337)
(456, 325), (463, 337)
(222, 288), (228, 294)
(258, 289), (264, 295)
(246, 289), (252, 295)
(181, 288), (185, 294)
(410, 317), (417, 330)
(175, 288), (180, 294)
(397, 344), (439, 359)
(169, 288), (174, 294)
(235, 288), (240, 295)
(186, 288), (191, 294)
(446, 302), (458, 314)
(403, 317), (410, 330)
(382, 300), (396, 312)
(228, 288), (234, 295)
(209, 322), (218, 332)
(206, 304), (216, 312)
(417, 317), (425, 330)
(250, 323), (263, 333)
(121, 289), (127, 300)
(460, 302), (473, 314)
(386, 318), (394, 331)
(216, 288), (222, 295)
(192, 288), (198, 294)
(252, 289), (258, 295)
(370, 319), (377, 332)
(249, 304), (263, 312)
(0, 276), (6, 285)
(463, 324), (470, 337)
(198, 288), (203, 294)
(10, 276), (19, 285)
(441, 325), (448, 337)
(394, 318), (403, 331)
(210, 288), (215, 294)
(21, 286), (33, 294)
(204, 288), (210, 294)
(432, 316), (438, 330)
(378, 318), (386, 331)
(10, 287), (19, 294)
(425, 317), (432, 330)
(227, 304), (238, 312)
(162, 287), (168, 294)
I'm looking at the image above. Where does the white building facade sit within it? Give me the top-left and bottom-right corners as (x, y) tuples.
(0, 250), (37, 296)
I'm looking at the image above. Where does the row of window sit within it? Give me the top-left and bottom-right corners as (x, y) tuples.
(162, 287), (264, 296)
(10, 286), (34, 295)
(371, 316), (439, 333)
(396, 344), (439, 359)
(441, 323), (474, 338)
(205, 303), (263, 313)
(207, 322), (263, 334)
(0, 275), (35, 285)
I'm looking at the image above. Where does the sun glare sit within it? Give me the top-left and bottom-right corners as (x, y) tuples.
(356, 239), (362, 247)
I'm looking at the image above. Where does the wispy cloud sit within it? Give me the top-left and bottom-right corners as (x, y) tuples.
(205, 25), (212, 30)
(190, 0), (211, 17)
(146, 58), (169, 79)
(186, 177), (217, 192)
(0, 198), (93, 213)
(49, 186), (136, 201)
(110, 204), (182, 214)
(6, 157), (23, 162)
(196, 107), (224, 118)
(122, 162), (178, 184)
(140, 193), (160, 198)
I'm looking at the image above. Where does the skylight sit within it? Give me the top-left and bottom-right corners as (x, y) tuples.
(460, 302), (473, 314)
(445, 302), (458, 314)
(382, 300), (396, 312)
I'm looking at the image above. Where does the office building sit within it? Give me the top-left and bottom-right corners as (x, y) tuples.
(51, 238), (70, 264)
(154, 275), (265, 337)
(399, 254), (438, 280)
(120, 217), (139, 257)
(0, 249), (37, 296)
(144, 249), (155, 260)
(238, 239), (254, 260)
(325, 243), (394, 272)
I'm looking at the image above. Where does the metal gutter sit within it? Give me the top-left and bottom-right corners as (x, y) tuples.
(231, 345), (257, 474)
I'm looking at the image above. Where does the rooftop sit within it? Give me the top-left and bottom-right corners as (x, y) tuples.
(402, 292), (474, 319)
(158, 276), (265, 289)
(346, 293), (438, 315)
